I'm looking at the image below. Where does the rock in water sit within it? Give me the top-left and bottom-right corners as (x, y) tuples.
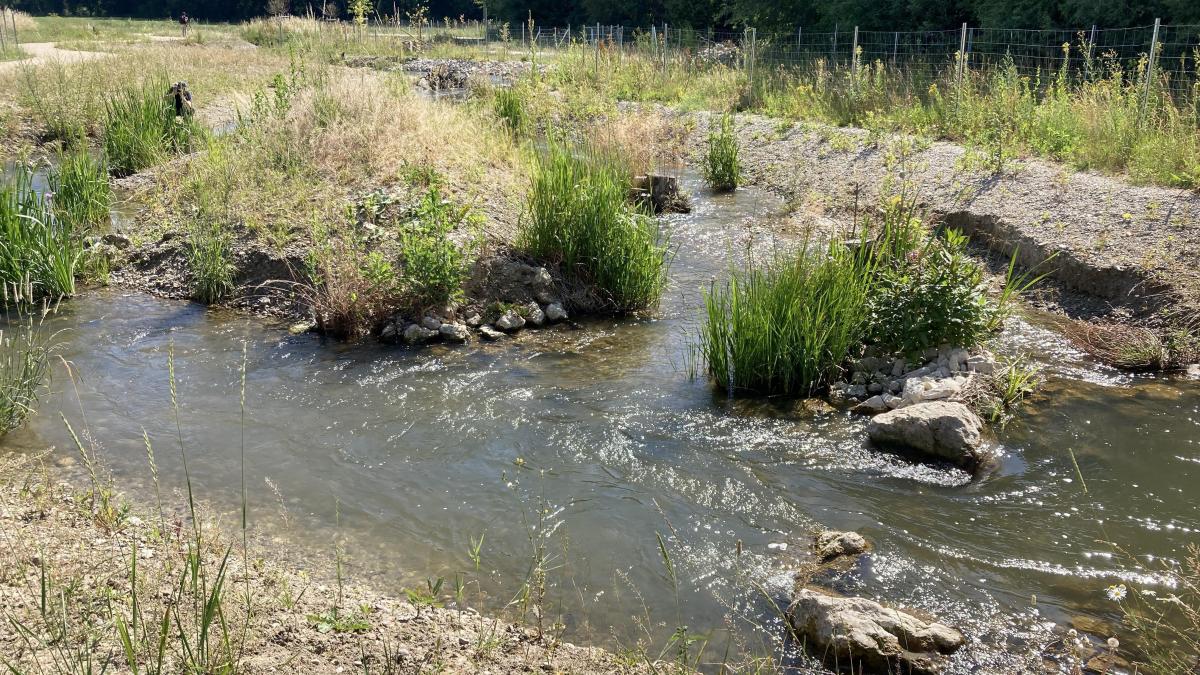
(814, 530), (868, 561)
(866, 401), (984, 470)
(523, 302), (546, 326)
(403, 324), (439, 344)
(478, 326), (506, 341)
(495, 311), (526, 332)
(788, 589), (965, 674)
(439, 323), (470, 342)
(544, 302), (568, 323)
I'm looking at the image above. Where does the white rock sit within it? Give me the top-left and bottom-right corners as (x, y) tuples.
(381, 323), (398, 340)
(403, 324), (438, 344)
(524, 302), (546, 326)
(866, 401), (986, 469)
(421, 316), (442, 331)
(852, 395), (889, 415)
(495, 311), (525, 332)
(544, 302), (568, 322)
(788, 589), (965, 674)
(439, 323), (470, 342)
(479, 325), (506, 341)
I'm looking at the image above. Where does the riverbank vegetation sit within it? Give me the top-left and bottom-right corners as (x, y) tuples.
(699, 194), (1031, 396)
(527, 43), (1200, 190)
(0, 165), (82, 298)
(520, 141), (669, 313)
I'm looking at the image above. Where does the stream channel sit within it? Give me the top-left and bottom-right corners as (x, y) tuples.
(2, 163), (1198, 672)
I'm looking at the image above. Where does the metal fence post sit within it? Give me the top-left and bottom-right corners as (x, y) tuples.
(831, 23), (838, 63)
(1085, 24), (1096, 77)
(1141, 18), (1160, 119)
(955, 23), (968, 114)
(893, 31), (899, 65)
(851, 25), (859, 72)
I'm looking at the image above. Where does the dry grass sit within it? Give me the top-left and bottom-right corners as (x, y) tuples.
(0, 8), (36, 32)
(0, 43), (293, 143)
(1054, 317), (1196, 371)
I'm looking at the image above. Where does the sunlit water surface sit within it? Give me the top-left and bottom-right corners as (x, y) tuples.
(2, 171), (1198, 672)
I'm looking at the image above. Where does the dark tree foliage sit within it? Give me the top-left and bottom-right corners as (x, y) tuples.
(8, 0), (1200, 30)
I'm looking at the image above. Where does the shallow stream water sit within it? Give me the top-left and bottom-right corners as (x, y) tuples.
(2, 170), (1198, 672)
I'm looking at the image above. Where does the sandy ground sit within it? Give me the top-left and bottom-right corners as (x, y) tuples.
(0, 41), (107, 73)
(0, 458), (655, 673)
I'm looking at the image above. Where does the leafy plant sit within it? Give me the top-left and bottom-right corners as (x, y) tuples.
(867, 228), (990, 356)
(398, 187), (479, 309)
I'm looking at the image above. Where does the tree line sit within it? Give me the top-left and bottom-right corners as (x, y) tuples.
(8, 0), (1200, 32)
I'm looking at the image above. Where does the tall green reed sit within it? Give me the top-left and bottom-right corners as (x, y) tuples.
(699, 239), (875, 396)
(0, 299), (55, 436)
(48, 148), (112, 230)
(0, 165), (82, 298)
(104, 79), (203, 177)
(702, 112), (741, 191)
(519, 140), (669, 313)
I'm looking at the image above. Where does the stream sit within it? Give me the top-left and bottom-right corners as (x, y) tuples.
(1, 167), (1198, 672)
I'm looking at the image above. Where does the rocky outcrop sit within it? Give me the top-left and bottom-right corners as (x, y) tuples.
(495, 311), (526, 332)
(814, 530), (868, 562)
(831, 346), (995, 410)
(789, 589), (965, 674)
(866, 402), (985, 470)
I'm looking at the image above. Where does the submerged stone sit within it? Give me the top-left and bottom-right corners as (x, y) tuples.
(814, 530), (868, 561)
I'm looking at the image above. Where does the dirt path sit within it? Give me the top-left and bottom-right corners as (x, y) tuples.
(0, 41), (107, 73)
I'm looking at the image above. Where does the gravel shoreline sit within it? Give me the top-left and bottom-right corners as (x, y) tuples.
(0, 459), (651, 673)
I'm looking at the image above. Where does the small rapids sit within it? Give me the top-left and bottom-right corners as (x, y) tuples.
(1, 169), (1197, 672)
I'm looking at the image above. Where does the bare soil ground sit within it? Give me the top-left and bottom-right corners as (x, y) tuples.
(0, 42), (106, 73)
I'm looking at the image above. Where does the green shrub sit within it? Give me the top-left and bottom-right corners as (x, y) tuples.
(399, 187), (478, 309)
(0, 165), (82, 298)
(48, 148), (111, 230)
(699, 242), (874, 396)
(188, 225), (236, 304)
(702, 113), (740, 191)
(520, 141), (669, 313)
(0, 311), (55, 436)
(104, 80), (203, 177)
(867, 228), (990, 356)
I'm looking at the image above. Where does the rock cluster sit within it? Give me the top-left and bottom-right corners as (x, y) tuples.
(833, 346), (995, 412)
(788, 589), (965, 675)
(831, 346), (994, 469)
(380, 261), (570, 346)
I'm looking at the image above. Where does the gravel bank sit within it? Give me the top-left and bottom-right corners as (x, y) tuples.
(681, 109), (1200, 328)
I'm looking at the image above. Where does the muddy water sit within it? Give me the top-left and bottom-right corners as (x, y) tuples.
(2, 172), (1199, 672)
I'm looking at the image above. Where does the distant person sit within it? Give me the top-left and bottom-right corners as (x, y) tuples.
(179, 11), (190, 38)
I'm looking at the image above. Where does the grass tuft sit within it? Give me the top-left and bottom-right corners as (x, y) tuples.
(519, 140), (669, 314)
(0, 164), (82, 299)
(702, 112), (740, 191)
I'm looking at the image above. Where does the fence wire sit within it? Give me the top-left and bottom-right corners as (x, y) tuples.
(473, 21), (1200, 96)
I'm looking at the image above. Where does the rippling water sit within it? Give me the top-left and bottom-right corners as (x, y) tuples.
(2, 171), (1197, 672)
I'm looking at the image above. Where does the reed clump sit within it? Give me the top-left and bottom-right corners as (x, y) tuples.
(0, 165), (82, 298)
(519, 141), (669, 313)
(0, 305), (55, 436)
(104, 79), (204, 177)
(702, 112), (741, 191)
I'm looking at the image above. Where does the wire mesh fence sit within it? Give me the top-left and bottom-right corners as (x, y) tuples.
(446, 20), (1200, 96)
